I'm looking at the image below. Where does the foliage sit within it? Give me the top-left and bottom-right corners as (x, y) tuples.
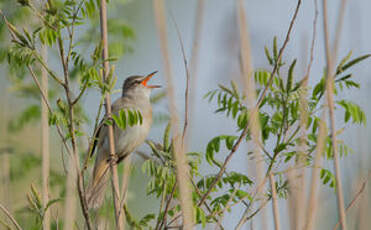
(0, 0), (369, 229)
(135, 37), (369, 229)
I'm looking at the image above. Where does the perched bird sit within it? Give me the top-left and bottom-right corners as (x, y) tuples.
(87, 71), (160, 209)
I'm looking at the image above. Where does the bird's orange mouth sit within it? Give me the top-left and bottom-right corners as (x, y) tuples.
(141, 71), (161, 88)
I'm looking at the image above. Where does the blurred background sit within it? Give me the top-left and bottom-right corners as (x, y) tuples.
(1, 0), (370, 229)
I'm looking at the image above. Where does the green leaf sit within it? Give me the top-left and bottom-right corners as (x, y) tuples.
(264, 45), (273, 65)
(45, 198), (62, 212)
(163, 122), (171, 151)
(273, 36), (278, 62)
(287, 59), (296, 93)
(337, 100), (366, 124)
(336, 54), (371, 75)
(336, 51), (352, 74)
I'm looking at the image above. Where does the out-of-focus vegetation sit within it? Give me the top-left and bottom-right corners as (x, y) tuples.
(0, 0), (370, 230)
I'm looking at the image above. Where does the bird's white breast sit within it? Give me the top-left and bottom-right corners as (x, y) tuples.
(114, 117), (151, 157)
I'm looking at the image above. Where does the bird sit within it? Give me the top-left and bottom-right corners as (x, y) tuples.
(87, 71), (160, 209)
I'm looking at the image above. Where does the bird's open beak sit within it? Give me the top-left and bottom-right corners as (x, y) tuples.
(141, 71), (161, 88)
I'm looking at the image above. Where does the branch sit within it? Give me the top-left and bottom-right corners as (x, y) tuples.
(322, 0), (348, 229)
(333, 179), (367, 230)
(159, 181), (177, 230)
(197, 0), (303, 209)
(33, 52), (65, 86)
(99, 0), (123, 228)
(27, 65), (73, 155)
(255, 0), (302, 108)
(71, 79), (89, 105)
(169, 13), (190, 147)
(153, 0), (195, 228)
(235, 198), (271, 230)
(0, 203), (22, 230)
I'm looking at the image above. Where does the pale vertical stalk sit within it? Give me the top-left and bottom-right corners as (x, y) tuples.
(236, 1), (266, 229)
(41, 45), (50, 230)
(295, 1), (318, 228)
(186, 0), (204, 148)
(322, 1), (347, 229)
(119, 155), (132, 227)
(287, 169), (298, 230)
(63, 159), (77, 230)
(99, 0), (123, 229)
(153, 0), (194, 228)
(0, 90), (11, 213)
(269, 174), (281, 230)
(304, 115), (327, 230)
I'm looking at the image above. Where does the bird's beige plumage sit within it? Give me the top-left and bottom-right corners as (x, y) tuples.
(87, 72), (159, 209)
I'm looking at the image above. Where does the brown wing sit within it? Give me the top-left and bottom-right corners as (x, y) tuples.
(89, 119), (107, 158)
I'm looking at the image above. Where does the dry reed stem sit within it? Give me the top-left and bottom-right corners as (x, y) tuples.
(0, 81), (11, 214)
(322, 0), (347, 229)
(153, 0), (194, 228)
(57, 38), (93, 230)
(269, 174), (281, 230)
(235, 0), (266, 229)
(187, 0), (205, 148)
(287, 169), (298, 230)
(99, 0), (123, 228)
(119, 155), (132, 227)
(28, 65), (80, 230)
(304, 115), (327, 230)
(291, 1), (319, 228)
(41, 45), (50, 230)
(63, 158), (77, 230)
(0, 203), (22, 230)
(198, 0), (302, 210)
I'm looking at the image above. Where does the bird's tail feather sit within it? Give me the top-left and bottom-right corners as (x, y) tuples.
(86, 158), (110, 210)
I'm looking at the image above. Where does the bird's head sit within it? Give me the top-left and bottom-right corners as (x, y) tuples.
(122, 71), (161, 98)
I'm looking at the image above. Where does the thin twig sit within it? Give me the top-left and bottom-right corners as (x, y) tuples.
(99, 0), (123, 228)
(333, 180), (367, 230)
(190, 178), (225, 230)
(159, 181), (177, 230)
(54, 14), (92, 230)
(322, 0), (347, 229)
(302, 0), (319, 84)
(197, 0), (302, 209)
(0, 203), (22, 230)
(27, 65), (73, 156)
(255, 0), (302, 108)
(169, 13), (190, 147)
(235, 198), (271, 230)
